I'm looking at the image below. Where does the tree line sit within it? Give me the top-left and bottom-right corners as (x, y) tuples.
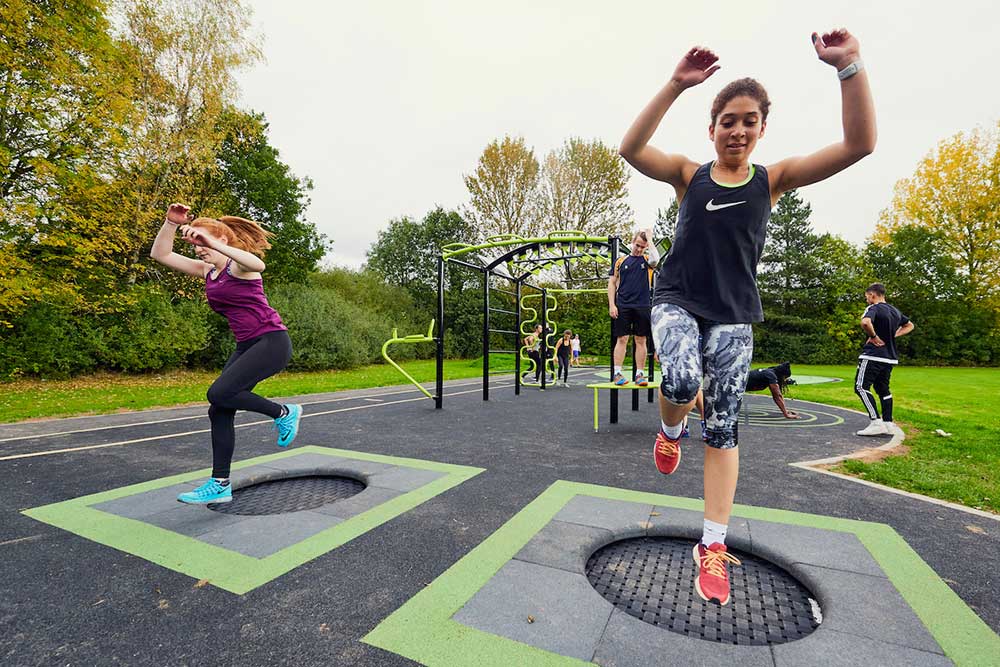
(2, 2), (997, 378)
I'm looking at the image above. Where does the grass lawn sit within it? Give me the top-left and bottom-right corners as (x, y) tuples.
(779, 364), (999, 515)
(0, 359), (495, 424)
(2, 361), (996, 515)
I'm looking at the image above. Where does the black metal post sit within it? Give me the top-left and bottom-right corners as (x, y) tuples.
(647, 337), (655, 403)
(482, 269), (490, 401)
(540, 288), (548, 390)
(435, 255), (445, 409)
(632, 337), (639, 411)
(515, 280), (522, 395)
(609, 236), (619, 424)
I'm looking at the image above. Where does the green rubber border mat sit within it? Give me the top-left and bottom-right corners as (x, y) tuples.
(22, 446), (483, 594)
(363, 480), (999, 666)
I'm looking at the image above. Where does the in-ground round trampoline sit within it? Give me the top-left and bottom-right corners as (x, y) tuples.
(586, 536), (821, 646)
(209, 475), (366, 515)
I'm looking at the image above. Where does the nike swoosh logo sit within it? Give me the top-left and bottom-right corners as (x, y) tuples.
(705, 198), (747, 211)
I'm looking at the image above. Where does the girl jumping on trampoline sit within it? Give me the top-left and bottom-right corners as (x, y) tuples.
(151, 203), (303, 505)
(620, 29), (875, 605)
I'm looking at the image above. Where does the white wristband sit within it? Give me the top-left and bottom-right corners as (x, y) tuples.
(837, 60), (863, 81)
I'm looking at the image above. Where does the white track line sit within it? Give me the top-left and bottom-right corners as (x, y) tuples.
(0, 384), (508, 462)
(0, 379), (487, 444)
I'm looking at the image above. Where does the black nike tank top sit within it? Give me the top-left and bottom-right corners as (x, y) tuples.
(651, 162), (770, 323)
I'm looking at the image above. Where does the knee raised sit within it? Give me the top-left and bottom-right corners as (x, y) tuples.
(206, 384), (231, 406)
(660, 372), (701, 404)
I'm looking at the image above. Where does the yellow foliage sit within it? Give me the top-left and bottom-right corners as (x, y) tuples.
(876, 123), (1000, 305)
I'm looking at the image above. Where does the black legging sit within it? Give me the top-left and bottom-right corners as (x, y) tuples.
(526, 350), (543, 381)
(206, 330), (292, 477)
(557, 349), (570, 382)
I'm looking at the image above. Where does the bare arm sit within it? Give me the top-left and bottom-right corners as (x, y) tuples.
(619, 47), (717, 193)
(643, 227), (661, 268)
(179, 225), (266, 274)
(607, 270), (619, 319)
(769, 29), (876, 200)
(895, 321), (915, 337)
(150, 204), (211, 278)
(860, 316), (886, 347)
(768, 385), (799, 418)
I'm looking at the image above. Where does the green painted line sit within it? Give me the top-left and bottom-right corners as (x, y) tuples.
(23, 446), (483, 595)
(365, 480), (999, 666)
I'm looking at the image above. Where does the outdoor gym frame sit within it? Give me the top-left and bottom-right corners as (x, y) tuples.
(431, 231), (656, 422)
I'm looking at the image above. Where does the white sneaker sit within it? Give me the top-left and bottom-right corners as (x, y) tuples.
(856, 419), (888, 436)
(884, 422), (903, 436)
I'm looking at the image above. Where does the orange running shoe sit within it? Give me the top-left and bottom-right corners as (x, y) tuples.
(653, 430), (681, 475)
(693, 542), (742, 606)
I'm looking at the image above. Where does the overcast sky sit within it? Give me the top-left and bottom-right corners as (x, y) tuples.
(235, 0), (997, 268)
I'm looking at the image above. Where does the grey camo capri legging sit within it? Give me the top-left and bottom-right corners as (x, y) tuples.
(651, 303), (754, 449)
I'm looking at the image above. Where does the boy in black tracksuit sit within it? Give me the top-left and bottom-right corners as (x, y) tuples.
(855, 283), (915, 436)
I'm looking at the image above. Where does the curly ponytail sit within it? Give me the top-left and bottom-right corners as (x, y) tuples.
(190, 216), (275, 257)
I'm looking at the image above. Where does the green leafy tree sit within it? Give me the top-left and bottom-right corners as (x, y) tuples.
(0, 0), (135, 325)
(866, 225), (997, 364)
(654, 197), (679, 248)
(112, 0), (263, 275)
(757, 190), (822, 311)
(196, 109), (328, 284)
(365, 208), (482, 357)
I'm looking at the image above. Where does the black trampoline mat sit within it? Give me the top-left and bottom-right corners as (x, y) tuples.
(586, 537), (821, 645)
(209, 475), (366, 516)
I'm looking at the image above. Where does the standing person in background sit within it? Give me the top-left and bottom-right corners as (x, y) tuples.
(150, 203), (303, 505)
(571, 334), (582, 367)
(855, 283), (914, 436)
(619, 29), (875, 605)
(608, 229), (660, 386)
(523, 324), (544, 383)
(554, 329), (573, 386)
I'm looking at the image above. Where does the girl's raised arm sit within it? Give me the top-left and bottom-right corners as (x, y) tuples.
(150, 204), (211, 278)
(619, 47), (717, 192)
(769, 29), (876, 199)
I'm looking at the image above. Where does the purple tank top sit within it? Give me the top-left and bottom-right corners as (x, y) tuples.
(205, 260), (287, 342)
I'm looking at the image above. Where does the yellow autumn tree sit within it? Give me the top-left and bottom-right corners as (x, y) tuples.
(463, 136), (541, 240)
(875, 123), (1000, 307)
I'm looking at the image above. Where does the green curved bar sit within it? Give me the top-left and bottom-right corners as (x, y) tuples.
(440, 231), (614, 260)
(381, 320), (437, 399)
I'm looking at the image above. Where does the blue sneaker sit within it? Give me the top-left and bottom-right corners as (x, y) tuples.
(177, 479), (232, 505)
(612, 372), (628, 386)
(274, 404), (302, 447)
(681, 422), (690, 438)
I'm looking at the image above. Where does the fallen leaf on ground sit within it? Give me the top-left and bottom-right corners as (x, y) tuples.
(194, 579), (210, 588)
(965, 525), (986, 535)
(527, 615), (535, 623)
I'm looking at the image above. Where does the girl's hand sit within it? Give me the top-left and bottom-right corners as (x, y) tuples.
(166, 203), (192, 225)
(671, 47), (720, 89)
(179, 224), (215, 249)
(811, 28), (861, 71)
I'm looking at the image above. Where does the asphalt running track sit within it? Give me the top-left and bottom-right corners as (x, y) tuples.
(1, 376), (997, 665)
